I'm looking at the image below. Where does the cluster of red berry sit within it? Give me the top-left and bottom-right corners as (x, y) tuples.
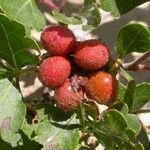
(38, 25), (118, 112)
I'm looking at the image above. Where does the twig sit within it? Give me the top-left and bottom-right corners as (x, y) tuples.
(123, 51), (150, 71)
(124, 64), (150, 71)
(135, 109), (150, 114)
(59, 0), (67, 12)
(39, 0), (59, 10)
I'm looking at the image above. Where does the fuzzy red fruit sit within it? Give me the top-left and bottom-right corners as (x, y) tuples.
(41, 25), (76, 56)
(54, 80), (83, 112)
(85, 72), (118, 105)
(73, 40), (109, 70)
(38, 56), (71, 88)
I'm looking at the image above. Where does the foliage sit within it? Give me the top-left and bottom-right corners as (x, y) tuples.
(0, 0), (150, 149)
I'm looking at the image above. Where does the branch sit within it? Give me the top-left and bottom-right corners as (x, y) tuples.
(59, 0), (67, 12)
(39, 0), (67, 12)
(39, 0), (59, 10)
(124, 64), (150, 71)
(135, 109), (150, 114)
(123, 51), (150, 71)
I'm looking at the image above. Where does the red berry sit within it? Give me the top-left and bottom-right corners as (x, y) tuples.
(85, 72), (118, 105)
(41, 25), (76, 56)
(73, 40), (109, 70)
(54, 80), (83, 112)
(38, 56), (71, 88)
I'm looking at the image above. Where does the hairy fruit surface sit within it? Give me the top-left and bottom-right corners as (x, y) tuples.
(73, 40), (109, 70)
(54, 80), (83, 112)
(41, 25), (76, 56)
(85, 71), (118, 104)
(38, 56), (71, 88)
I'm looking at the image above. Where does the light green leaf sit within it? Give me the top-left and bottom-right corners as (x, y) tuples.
(0, 79), (26, 146)
(0, 14), (39, 71)
(33, 118), (79, 150)
(137, 129), (150, 150)
(81, 0), (94, 11)
(0, 65), (13, 79)
(116, 82), (127, 102)
(100, 0), (149, 16)
(110, 103), (129, 115)
(123, 80), (136, 111)
(93, 124), (142, 150)
(82, 6), (101, 31)
(52, 10), (81, 25)
(131, 82), (150, 113)
(125, 114), (141, 139)
(116, 24), (150, 58)
(22, 105), (80, 150)
(101, 109), (127, 134)
(0, 0), (46, 34)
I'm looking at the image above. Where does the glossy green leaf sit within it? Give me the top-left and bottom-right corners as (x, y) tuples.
(52, 10), (81, 25)
(0, 0), (46, 34)
(100, 0), (149, 16)
(0, 14), (39, 71)
(0, 79), (26, 146)
(131, 82), (150, 113)
(116, 24), (150, 58)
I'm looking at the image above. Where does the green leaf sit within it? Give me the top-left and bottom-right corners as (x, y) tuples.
(52, 10), (81, 25)
(125, 114), (141, 139)
(100, 0), (149, 16)
(110, 103), (129, 115)
(110, 104), (141, 139)
(82, 25), (96, 31)
(0, 14), (39, 71)
(120, 68), (134, 81)
(137, 129), (150, 150)
(83, 103), (99, 121)
(23, 105), (80, 150)
(116, 82), (127, 102)
(0, 0), (46, 34)
(130, 82), (150, 113)
(82, 6), (101, 31)
(90, 109), (143, 149)
(0, 79), (26, 146)
(101, 109), (127, 134)
(93, 124), (142, 150)
(0, 131), (42, 150)
(116, 24), (150, 58)
(123, 80), (136, 111)
(33, 118), (79, 150)
(81, 0), (94, 11)
(0, 65), (14, 79)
